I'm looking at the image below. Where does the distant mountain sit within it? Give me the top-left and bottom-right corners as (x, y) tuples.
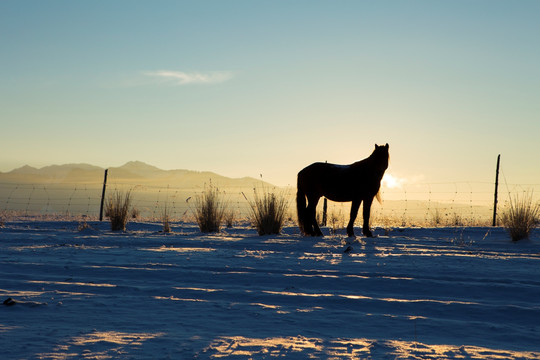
(0, 161), (274, 189)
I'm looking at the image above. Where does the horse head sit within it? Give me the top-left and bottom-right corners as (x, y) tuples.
(372, 143), (390, 171)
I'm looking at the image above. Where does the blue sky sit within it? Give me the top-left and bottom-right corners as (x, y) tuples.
(1, 1), (539, 186)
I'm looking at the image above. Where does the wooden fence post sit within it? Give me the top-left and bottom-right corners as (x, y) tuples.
(99, 169), (108, 221)
(492, 155), (500, 226)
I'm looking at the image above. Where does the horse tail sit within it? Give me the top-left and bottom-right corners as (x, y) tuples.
(296, 178), (308, 235)
(375, 190), (382, 204)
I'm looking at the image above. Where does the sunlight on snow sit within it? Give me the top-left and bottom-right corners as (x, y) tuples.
(299, 252), (347, 265)
(86, 264), (164, 271)
(236, 250), (276, 259)
(249, 302), (291, 314)
(9, 244), (115, 251)
(0, 289), (45, 297)
(173, 286), (224, 292)
(262, 290), (480, 306)
(38, 331), (164, 360)
(263, 290), (335, 298)
(207, 336), (323, 358)
(153, 296), (209, 302)
(0, 324), (20, 333)
(141, 246), (216, 253)
(283, 273), (340, 279)
(249, 302), (281, 310)
(69, 331), (164, 346)
(28, 280), (116, 288)
(204, 336), (540, 359)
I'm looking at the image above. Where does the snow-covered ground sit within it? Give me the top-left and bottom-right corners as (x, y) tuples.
(1, 220), (539, 359)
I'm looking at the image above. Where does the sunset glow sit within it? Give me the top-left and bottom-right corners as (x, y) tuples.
(0, 1), (538, 187)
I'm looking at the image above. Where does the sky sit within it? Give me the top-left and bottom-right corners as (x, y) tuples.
(1, 0), (539, 187)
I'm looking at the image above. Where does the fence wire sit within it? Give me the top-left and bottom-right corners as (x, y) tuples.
(1, 179), (539, 227)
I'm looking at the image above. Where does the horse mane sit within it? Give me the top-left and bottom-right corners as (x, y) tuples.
(370, 143), (389, 204)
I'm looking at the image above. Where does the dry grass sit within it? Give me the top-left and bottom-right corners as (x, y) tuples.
(77, 220), (93, 232)
(106, 191), (132, 231)
(246, 189), (288, 236)
(193, 185), (226, 233)
(224, 209), (236, 228)
(430, 208), (443, 226)
(162, 204), (171, 233)
(328, 210), (346, 235)
(500, 192), (540, 241)
(131, 207), (141, 219)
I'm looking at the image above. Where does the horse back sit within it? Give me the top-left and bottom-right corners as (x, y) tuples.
(298, 162), (380, 202)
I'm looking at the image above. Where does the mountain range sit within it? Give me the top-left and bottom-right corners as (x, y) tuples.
(0, 161), (273, 189)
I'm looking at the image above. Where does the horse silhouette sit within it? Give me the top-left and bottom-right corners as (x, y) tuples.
(296, 144), (389, 237)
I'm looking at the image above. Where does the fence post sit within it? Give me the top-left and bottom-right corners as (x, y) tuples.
(99, 169), (108, 221)
(492, 155), (500, 226)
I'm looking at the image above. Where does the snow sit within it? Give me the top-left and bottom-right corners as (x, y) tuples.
(1, 220), (539, 359)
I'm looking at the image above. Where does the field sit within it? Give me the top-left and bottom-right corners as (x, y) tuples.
(1, 220), (539, 359)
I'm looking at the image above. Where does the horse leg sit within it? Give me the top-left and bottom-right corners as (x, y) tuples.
(307, 196), (322, 236)
(347, 199), (361, 237)
(312, 205), (323, 237)
(362, 197), (374, 237)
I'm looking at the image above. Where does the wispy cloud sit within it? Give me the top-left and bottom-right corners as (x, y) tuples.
(143, 70), (233, 85)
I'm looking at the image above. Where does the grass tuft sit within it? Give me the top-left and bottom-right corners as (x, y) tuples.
(77, 220), (93, 232)
(224, 209), (236, 228)
(131, 207), (141, 219)
(192, 185), (226, 233)
(328, 210), (345, 235)
(162, 204), (171, 233)
(106, 190), (132, 231)
(501, 192), (540, 241)
(246, 189), (288, 236)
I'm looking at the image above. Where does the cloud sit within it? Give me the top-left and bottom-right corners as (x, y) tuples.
(143, 70), (233, 85)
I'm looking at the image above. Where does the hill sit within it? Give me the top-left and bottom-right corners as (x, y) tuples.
(0, 161), (273, 189)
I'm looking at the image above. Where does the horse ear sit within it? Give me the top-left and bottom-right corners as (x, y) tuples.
(385, 143), (389, 149)
(374, 144), (379, 149)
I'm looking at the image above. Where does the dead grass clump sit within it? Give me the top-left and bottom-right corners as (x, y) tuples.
(450, 212), (464, 227)
(192, 185), (226, 233)
(106, 191), (132, 231)
(328, 210), (346, 235)
(246, 189), (288, 236)
(162, 204), (171, 233)
(224, 209), (236, 228)
(78, 221), (93, 232)
(501, 192), (540, 241)
(131, 207), (141, 219)
(430, 208), (443, 227)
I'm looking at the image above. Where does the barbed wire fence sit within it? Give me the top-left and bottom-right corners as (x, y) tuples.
(1, 176), (539, 227)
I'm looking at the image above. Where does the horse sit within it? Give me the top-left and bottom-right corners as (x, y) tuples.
(296, 143), (389, 237)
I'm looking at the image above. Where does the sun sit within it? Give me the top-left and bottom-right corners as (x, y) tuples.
(382, 173), (403, 189)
